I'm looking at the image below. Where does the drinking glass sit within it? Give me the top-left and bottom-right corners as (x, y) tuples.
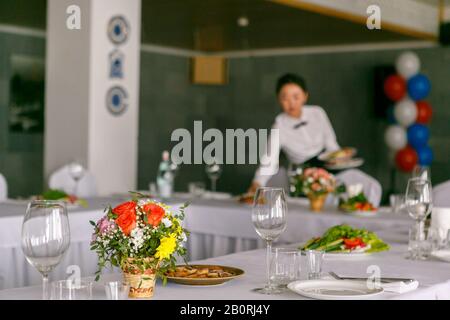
(21, 200), (71, 299)
(51, 280), (93, 300)
(68, 160), (85, 195)
(405, 178), (432, 260)
(205, 160), (222, 192)
(304, 250), (324, 280)
(104, 281), (130, 300)
(408, 225), (437, 260)
(252, 187), (287, 294)
(390, 194), (406, 214)
(270, 248), (301, 287)
(412, 165), (431, 182)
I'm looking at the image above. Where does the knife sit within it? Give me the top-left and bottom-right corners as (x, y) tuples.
(329, 272), (414, 283)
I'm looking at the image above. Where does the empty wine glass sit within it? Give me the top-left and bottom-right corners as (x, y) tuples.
(21, 200), (71, 299)
(68, 160), (85, 196)
(252, 187), (287, 294)
(405, 178), (432, 260)
(412, 165), (431, 182)
(205, 160), (222, 193)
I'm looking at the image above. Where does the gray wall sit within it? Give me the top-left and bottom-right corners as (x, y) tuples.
(0, 32), (448, 199)
(138, 47), (450, 202)
(0, 32), (45, 197)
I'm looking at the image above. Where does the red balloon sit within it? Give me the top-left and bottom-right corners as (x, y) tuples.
(416, 101), (433, 124)
(384, 75), (407, 101)
(395, 146), (418, 172)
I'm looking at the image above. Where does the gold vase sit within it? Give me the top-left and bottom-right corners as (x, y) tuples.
(308, 194), (327, 212)
(122, 258), (158, 298)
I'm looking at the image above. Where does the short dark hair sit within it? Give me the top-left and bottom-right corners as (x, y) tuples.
(276, 73), (308, 95)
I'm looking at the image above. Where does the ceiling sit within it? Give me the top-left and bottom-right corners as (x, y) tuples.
(0, 0), (439, 52)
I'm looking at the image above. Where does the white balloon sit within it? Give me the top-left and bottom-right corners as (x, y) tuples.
(396, 51), (421, 79)
(384, 125), (407, 150)
(394, 98), (418, 127)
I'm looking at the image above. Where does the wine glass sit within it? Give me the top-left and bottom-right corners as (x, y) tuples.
(68, 161), (85, 196)
(252, 187), (287, 294)
(405, 178), (432, 260)
(412, 165), (431, 182)
(21, 200), (71, 299)
(205, 160), (222, 193)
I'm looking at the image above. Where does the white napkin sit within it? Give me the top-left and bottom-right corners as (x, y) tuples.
(381, 280), (419, 294)
(431, 207), (450, 241)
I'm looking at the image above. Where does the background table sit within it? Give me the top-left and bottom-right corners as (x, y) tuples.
(181, 196), (413, 261)
(0, 244), (449, 300)
(0, 195), (413, 290)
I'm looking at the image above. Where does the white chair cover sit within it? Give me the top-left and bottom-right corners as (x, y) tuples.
(433, 180), (450, 207)
(335, 169), (382, 207)
(0, 174), (7, 202)
(48, 165), (97, 198)
(266, 167), (289, 193)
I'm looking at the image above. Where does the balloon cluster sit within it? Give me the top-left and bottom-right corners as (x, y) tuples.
(383, 52), (433, 172)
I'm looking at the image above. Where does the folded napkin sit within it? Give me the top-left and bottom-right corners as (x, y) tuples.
(431, 207), (450, 241)
(381, 280), (419, 294)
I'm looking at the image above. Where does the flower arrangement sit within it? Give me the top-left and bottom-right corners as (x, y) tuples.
(299, 167), (336, 196)
(90, 193), (189, 297)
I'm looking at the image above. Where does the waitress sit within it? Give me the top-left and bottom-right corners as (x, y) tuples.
(249, 73), (340, 192)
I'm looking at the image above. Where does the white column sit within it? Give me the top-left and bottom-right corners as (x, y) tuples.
(45, 0), (141, 195)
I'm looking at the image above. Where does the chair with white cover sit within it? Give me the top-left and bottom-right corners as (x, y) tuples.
(335, 169), (382, 207)
(433, 180), (450, 207)
(48, 165), (97, 198)
(266, 167), (289, 193)
(0, 173), (7, 202)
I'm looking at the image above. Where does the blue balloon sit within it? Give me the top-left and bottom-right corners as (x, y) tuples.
(416, 145), (433, 166)
(387, 105), (397, 124)
(408, 74), (431, 101)
(407, 124), (429, 148)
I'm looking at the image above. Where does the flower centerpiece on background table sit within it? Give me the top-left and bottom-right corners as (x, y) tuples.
(298, 167), (336, 212)
(90, 193), (189, 298)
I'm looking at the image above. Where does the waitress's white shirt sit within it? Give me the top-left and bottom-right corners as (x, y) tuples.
(254, 105), (340, 186)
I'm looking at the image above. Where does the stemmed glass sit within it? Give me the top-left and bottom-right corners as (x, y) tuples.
(412, 165), (431, 182)
(205, 160), (222, 193)
(252, 187), (287, 294)
(21, 200), (71, 299)
(405, 178), (432, 260)
(68, 161), (85, 196)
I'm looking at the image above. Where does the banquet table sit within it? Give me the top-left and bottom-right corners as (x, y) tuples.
(0, 244), (449, 300)
(0, 194), (413, 290)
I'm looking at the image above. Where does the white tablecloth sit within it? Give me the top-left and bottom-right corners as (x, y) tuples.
(0, 244), (449, 300)
(0, 195), (413, 290)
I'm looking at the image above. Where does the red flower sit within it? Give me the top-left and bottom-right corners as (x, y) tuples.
(112, 201), (136, 216)
(143, 203), (165, 227)
(113, 201), (137, 236)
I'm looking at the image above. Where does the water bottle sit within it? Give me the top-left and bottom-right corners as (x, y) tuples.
(157, 150), (174, 199)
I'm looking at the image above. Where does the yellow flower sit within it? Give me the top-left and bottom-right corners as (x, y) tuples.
(155, 234), (177, 261)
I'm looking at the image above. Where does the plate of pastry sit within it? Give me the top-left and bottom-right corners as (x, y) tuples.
(165, 264), (244, 286)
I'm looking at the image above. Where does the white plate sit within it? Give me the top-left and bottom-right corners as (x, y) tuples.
(202, 192), (232, 200)
(318, 148), (357, 162)
(288, 280), (384, 300)
(342, 210), (378, 218)
(324, 251), (372, 260)
(430, 250), (450, 262)
(325, 158), (364, 170)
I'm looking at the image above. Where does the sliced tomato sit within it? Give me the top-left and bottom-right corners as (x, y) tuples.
(343, 237), (365, 249)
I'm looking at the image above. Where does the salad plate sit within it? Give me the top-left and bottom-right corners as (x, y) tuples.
(288, 280), (384, 300)
(343, 210), (378, 218)
(300, 225), (390, 257)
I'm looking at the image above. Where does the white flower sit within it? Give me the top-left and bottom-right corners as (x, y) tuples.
(181, 232), (187, 242)
(138, 199), (150, 207)
(162, 218), (172, 228)
(347, 183), (364, 198)
(130, 228), (145, 249)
